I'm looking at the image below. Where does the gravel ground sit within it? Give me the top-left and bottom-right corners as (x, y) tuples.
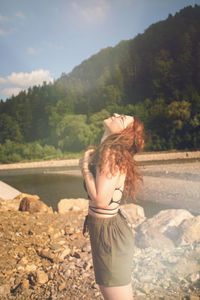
(137, 161), (200, 215)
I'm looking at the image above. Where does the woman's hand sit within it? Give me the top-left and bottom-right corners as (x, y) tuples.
(84, 148), (95, 162)
(79, 148), (95, 174)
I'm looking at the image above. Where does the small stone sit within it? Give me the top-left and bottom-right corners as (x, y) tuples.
(36, 270), (49, 284)
(58, 282), (66, 291)
(48, 271), (54, 280)
(25, 263), (37, 272)
(135, 288), (147, 297)
(165, 255), (179, 264)
(22, 279), (29, 289)
(64, 269), (71, 277)
(51, 232), (62, 239)
(91, 282), (98, 289)
(58, 247), (71, 260)
(84, 261), (92, 271)
(18, 256), (29, 265)
(75, 260), (85, 268)
(60, 229), (65, 235)
(68, 228), (75, 235)
(72, 251), (81, 258)
(189, 272), (200, 282)
(57, 239), (66, 245)
(47, 226), (54, 233)
(82, 244), (91, 252)
(37, 249), (54, 262)
(50, 243), (62, 251)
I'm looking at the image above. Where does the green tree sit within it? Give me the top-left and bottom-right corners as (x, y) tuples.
(152, 49), (175, 97)
(55, 114), (92, 151)
(0, 114), (22, 143)
(166, 100), (191, 130)
(88, 109), (110, 144)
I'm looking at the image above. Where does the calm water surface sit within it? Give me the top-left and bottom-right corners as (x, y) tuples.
(0, 167), (173, 217)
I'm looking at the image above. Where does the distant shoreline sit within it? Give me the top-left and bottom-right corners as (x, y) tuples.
(0, 150), (199, 171)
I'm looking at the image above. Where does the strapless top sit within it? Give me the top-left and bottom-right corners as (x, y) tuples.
(83, 164), (123, 215)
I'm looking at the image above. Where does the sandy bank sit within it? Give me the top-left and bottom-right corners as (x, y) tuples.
(0, 150), (199, 171)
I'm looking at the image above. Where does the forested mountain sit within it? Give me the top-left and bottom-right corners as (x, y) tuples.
(0, 5), (200, 161)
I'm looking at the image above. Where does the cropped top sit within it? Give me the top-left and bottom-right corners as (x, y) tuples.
(83, 163), (123, 215)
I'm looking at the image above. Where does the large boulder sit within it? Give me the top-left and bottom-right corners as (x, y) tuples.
(137, 209), (193, 234)
(135, 227), (174, 249)
(18, 194), (53, 213)
(58, 198), (88, 214)
(0, 192), (52, 213)
(120, 203), (146, 228)
(135, 209), (194, 249)
(15, 193), (40, 202)
(0, 193), (41, 212)
(175, 215), (200, 246)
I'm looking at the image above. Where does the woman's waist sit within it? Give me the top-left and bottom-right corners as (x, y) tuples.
(88, 204), (119, 219)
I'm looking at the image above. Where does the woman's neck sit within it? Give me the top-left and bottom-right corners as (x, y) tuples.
(101, 129), (110, 143)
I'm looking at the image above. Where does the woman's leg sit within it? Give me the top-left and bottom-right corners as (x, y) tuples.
(99, 283), (133, 300)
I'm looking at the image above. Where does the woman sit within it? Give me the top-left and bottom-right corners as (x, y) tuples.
(79, 113), (144, 300)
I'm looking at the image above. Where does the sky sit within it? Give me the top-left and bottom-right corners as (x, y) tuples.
(0, 0), (200, 100)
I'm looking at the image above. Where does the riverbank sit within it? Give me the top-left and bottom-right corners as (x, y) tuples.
(0, 150), (200, 171)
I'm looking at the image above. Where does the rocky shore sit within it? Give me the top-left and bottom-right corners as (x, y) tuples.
(0, 193), (200, 299)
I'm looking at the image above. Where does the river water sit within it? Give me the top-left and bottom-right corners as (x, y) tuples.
(1, 161), (199, 217)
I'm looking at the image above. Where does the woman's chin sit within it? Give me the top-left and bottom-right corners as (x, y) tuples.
(103, 119), (109, 128)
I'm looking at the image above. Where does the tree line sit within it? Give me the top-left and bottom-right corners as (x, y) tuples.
(0, 5), (200, 162)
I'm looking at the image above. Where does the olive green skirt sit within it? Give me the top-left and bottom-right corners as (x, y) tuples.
(86, 210), (134, 287)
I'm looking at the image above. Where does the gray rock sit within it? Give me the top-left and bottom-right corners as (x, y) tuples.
(135, 227), (175, 249)
(137, 209), (193, 234)
(57, 198), (88, 213)
(176, 216), (200, 246)
(170, 257), (200, 277)
(120, 203), (146, 228)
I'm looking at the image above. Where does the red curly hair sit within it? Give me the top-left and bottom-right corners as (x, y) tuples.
(90, 117), (145, 200)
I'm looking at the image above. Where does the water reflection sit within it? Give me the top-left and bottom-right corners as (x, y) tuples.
(0, 170), (171, 217)
(0, 173), (87, 211)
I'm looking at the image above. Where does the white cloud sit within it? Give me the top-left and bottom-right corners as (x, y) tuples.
(70, 0), (109, 24)
(2, 87), (23, 97)
(0, 69), (54, 99)
(7, 69), (53, 87)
